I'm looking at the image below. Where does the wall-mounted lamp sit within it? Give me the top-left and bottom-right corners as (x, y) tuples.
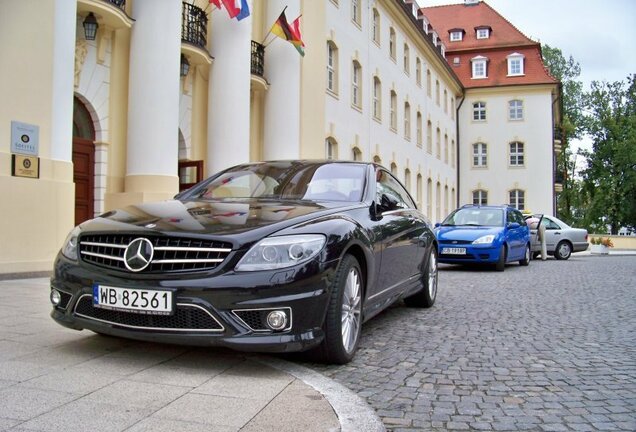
(83, 12), (99, 41)
(180, 54), (190, 77)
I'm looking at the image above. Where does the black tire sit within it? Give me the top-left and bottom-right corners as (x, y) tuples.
(519, 244), (530, 266)
(315, 254), (363, 364)
(555, 241), (572, 260)
(532, 252), (540, 260)
(405, 248), (438, 308)
(495, 245), (506, 272)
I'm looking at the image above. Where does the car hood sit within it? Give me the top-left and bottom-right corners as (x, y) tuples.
(79, 199), (359, 242)
(435, 225), (503, 242)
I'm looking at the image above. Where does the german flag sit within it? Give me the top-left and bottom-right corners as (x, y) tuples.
(270, 10), (305, 57)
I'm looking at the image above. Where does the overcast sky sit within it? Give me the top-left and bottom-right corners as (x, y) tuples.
(421, 0), (636, 89)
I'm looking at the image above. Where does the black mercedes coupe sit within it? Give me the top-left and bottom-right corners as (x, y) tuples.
(51, 161), (438, 363)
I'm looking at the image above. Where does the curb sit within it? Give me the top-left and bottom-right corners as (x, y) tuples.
(254, 356), (386, 432)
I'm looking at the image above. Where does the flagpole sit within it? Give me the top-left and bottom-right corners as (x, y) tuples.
(260, 5), (287, 45)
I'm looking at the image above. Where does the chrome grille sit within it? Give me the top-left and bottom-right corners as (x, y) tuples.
(79, 234), (232, 273)
(74, 295), (224, 332)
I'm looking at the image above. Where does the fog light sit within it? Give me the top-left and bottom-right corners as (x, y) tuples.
(50, 289), (61, 306)
(266, 310), (288, 331)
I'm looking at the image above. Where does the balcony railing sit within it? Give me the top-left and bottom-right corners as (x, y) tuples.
(106, 0), (126, 10)
(182, 2), (207, 49)
(251, 41), (265, 78)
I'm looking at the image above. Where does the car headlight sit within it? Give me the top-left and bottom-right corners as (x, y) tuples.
(473, 234), (495, 245)
(61, 226), (81, 260)
(235, 234), (326, 271)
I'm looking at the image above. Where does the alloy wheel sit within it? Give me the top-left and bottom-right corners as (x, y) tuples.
(428, 252), (438, 299)
(341, 267), (362, 353)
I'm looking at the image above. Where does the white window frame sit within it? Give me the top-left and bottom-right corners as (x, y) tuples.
(472, 101), (486, 121)
(389, 28), (396, 60)
(326, 138), (338, 160)
(476, 28), (490, 39)
(352, 0), (361, 26)
(509, 99), (523, 120)
(403, 44), (410, 74)
(473, 142), (487, 167)
(471, 56), (487, 79)
(372, 8), (380, 44)
(373, 77), (381, 120)
(472, 189), (488, 205)
(416, 112), (422, 147)
(507, 53), (525, 76)
(509, 189), (525, 210)
(450, 31), (463, 42)
(327, 42), (338, 94)
(390, 91), (397, 131)
(404, 102), (411, 140)
(352, 61), (361, 108)
(416, 58), (422, 86)
(509, 142), (524, 166)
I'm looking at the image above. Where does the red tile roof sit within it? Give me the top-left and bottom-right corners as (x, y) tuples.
(421, 1), (557, 88)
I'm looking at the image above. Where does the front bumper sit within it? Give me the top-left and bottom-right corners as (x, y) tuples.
(50, 254), (337, 353)
(437, 244), (501, 264)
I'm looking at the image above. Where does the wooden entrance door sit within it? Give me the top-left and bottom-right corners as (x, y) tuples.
(73, 138), (95, 225)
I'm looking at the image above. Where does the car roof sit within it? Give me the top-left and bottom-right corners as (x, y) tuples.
(459, 204), (515, 210)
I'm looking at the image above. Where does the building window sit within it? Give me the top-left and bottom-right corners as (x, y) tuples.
(416, 112), (422, 147)
(476, 27), (490, 39)
(450, 31), (463, 41)
(436, 127), (441, 159)
(426, 69), (431, 97)
(404, 169), (411, 192)
(404, 102), (411, 140)
(327, 41), (338, 94)
(403, 44), (410, 74)
(416, 58), (421, 86)
(451, 97), (455, 120)
(326, 137), (338, 160)
(416, 174), (423, 209)
(435, 80), (440, 105)
(373, 77), (382, 120)
(444, 134), (448, 164)
(443, 89), (448, 113)
(390, 162), (397, 176)
(352, 147), (362, 161)
(509, 99), (523, 120)
(509, 141), (524, 166)
(372, 8), (380, 44)
(473, 142), (487, 167)
(451, 139), (456, 167)
(471, 56), (487, 78)
(507, 53), (525, 76)
(509, 189), (525, 210)
(389, 28), (396, 60)
(436, 182), (441, 222)
(473, 189), (488, 205)
(352, 0), (361, 26)
(426, 121), (432, 153)
(427, 178), (433, 219)
(472, 101), (486, 121)
(352, 61), (362, 108)
(390, 90), (397, 131)
(444, 186), (449, 217)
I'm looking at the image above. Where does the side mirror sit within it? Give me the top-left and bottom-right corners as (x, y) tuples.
(434, 222), (441, 228)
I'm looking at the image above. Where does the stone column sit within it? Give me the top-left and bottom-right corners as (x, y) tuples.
(120, 0), (181, 205)
(207, 1), (252, 175)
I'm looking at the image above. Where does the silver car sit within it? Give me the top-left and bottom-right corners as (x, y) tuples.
(528, 214), (589, 260)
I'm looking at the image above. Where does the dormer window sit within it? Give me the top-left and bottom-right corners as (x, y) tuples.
(507, 53), (525, 76)
(475, 26), (491, 39)
(471, 55), (488, 79)
(450, 30), (463, 42)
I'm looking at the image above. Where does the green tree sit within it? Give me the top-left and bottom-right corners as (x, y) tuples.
(541, 45), (584, 223)
(580, 75), (636, 234)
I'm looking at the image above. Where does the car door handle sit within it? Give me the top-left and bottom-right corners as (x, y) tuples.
(555, 232), (561, 235)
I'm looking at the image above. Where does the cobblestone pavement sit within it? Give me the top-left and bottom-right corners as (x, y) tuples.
(309, 256), (636, 431)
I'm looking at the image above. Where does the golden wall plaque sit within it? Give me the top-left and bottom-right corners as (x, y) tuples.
(12, 154), (40, 179)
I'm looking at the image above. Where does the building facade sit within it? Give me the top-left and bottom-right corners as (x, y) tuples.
(421, 0), (561, 213)
(0, 0), (461, 273)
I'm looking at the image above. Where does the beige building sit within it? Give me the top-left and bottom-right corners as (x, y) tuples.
(0, 0), (460, 273)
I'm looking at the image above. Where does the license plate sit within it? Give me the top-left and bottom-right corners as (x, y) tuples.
(93, 284), (173, 315)
(442, 247), (466, 255)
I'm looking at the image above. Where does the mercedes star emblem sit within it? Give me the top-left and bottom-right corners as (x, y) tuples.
(124, 238), (154, 272)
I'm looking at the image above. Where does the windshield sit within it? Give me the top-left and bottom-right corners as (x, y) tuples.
(184, 162), (367, 202)
(442, 208), (504, 227)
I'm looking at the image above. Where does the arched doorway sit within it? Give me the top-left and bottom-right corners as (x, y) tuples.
(72, 96), (95, 226)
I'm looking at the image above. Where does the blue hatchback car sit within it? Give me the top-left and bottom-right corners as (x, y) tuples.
(435, 205), (531, 271)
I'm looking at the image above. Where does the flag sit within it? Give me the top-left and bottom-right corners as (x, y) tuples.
(219, 0), (249, 20)
(270, 11), (305, 56)
(209, 0), (221, 8)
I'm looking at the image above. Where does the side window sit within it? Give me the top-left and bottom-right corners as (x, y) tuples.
(514, 211), (525, 225)
(542, 218), (560, 230)
(506, 210), (516, 224)
(376, 170), (415, 209)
